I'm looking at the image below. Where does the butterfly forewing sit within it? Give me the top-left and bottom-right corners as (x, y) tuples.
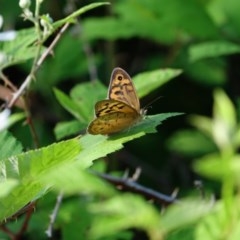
(108, 68), (140, 112)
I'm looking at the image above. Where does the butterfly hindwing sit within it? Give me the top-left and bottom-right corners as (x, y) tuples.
(88, 111), (140, 135)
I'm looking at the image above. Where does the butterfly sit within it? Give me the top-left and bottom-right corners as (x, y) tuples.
(87, 67), (145, 135)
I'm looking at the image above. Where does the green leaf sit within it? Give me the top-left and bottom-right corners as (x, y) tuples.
(0, 130), (23, 159)
(89, 194), (161, 239)
(54, 120), (86, 140)
(189, 115), (213, 138)
(194, 153), (240, 183)
(186, 59), (226, 86)
(39, 163), (115, 196)
(80, 113), (182, 163)
(220, 0), (240, 37)
(194, 154), (224, 181)
(0, 138), (81, 221)
(213, 89), (237, 148)
(54, 81), (107, 139)
(190, 90), (238, 150)
(0, 179), (19, 198)
(161, 199), (213, 232)
(58, 198), (133, 240)
(54, 80), (106, 124)
(133, 68), (182, 98)
(195, 199), (240, 240)
(189, 41), (240, 62)
(0, 112), (181, 222)
(167, 227), (195, 240)
(82, 18), (135, 40)
(53, 2), (111, 29)
(83, 0), (218, 43)
(213, 89), (236, 131)
(70, 81), (107, 121)
(0, 28), (42, 70)
(54, 88), (86, 122)
(167, 130), (217, 157)
(6, 112), (25, 129)
(58, 199), (93, 240)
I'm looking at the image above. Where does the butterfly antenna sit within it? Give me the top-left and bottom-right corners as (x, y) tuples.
(143, 96), (163, 110)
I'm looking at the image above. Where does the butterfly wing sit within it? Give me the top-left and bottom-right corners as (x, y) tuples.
(108, 68), (140, 113)
(87, 111), (141, 135)
(94, 99), (139, 117)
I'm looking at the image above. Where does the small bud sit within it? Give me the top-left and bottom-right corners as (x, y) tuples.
(40, 14), (53, 37)
(19, 0), (31, 9)
(23, 8), (33, 18)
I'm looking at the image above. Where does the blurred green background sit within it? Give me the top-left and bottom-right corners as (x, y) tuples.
(1, 0), (240, 197)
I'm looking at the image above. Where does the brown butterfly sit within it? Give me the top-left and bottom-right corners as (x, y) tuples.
(87, 67), (144, 135)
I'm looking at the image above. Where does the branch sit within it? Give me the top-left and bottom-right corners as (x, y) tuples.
(16, 202), (35, 238)
(93, 171), (179, 206)
(45, 191), (63, 238)
(7, 22), (70, 109)
(0, 202), (35, 240)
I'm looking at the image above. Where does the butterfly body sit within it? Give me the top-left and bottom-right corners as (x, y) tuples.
(88, 68), (143, 135)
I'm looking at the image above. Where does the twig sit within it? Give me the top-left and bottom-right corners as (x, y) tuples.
(194, 180), (205, 199)
(117, 150), (168, 184)
(7, 22), (70, 109)
(0, 72), (17, 92)
(0, 202), (36, 240)
(36, 23), (70, 69)
(16, 202), (35, 239)
(92, 171), (179, 206)
(130, 167), (141, 181)
(0, 225), (15, 240)
(25, 112), (40, 148)
(45, 191), (63, 238)
(171, 188), (179, 199)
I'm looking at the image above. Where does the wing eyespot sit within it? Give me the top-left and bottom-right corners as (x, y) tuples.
(117, 74), (123, 81)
